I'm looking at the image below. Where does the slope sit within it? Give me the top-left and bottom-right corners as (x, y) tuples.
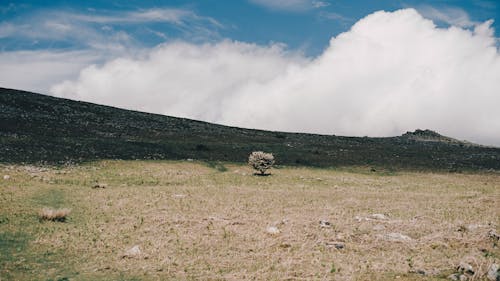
(1, 87), (499, 171)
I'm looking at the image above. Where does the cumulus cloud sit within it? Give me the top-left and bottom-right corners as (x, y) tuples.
(0, 50), (102, 93)
(49, 9), (500, 146)
(51, 41), (307, 119)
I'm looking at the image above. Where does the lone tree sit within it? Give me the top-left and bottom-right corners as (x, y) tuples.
(248, 151), (275, 175)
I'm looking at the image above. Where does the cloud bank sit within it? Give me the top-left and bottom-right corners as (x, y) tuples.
(0, 50), (102, 93)
(44, 9), (500, 146)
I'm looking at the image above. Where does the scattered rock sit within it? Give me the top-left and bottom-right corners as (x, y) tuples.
(273, 218), (289, 226)
(266, 226), (280, 235)
(487, 263), (499, 281)
(92, 183), (107, 189)
(370, 214), (388, 220)
(382, 233), (412, 242)
(488, 230), (500, 241)
(279, 243), (291, 249)
(457, 262), (474, 275)
(3, 175), (10, 180)
(333, 242), (345, 249)
(122, 245), (141, 258)
(354, 216), (364, 222)
(466, 224), (485, 231)
(325, 241), (345, 249)
(319, 220), (331, 228)
(448, 273), (469, 281)
(416, 269), (426, 275)
(409, 269), (427, 275)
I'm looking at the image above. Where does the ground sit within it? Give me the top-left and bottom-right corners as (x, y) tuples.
(0, 160), (499, 280)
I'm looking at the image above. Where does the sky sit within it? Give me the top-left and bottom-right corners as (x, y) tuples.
(1, 0), (499, 146)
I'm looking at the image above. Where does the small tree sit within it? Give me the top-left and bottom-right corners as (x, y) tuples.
(248, 151), (275, 175)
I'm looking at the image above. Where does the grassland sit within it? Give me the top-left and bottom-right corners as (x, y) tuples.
(1, 160), (498, 280)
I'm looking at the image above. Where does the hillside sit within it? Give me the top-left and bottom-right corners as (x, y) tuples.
(1, 87), (499, 171)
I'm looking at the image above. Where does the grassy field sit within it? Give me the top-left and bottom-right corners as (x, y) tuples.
(0, 160), (499, 280)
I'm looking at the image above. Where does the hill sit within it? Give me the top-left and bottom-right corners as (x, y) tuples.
(1, 87), (499, 171)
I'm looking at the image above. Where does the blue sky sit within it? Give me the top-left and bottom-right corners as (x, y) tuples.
(1, 0), (498, 56)
(1, 1), (500, 145)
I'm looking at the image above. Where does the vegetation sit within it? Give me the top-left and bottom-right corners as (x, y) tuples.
(248, 151), (275, 175)
(1, 87), (500, 171)
(0, 160), (498, 280)
(38, 207), (71, 222)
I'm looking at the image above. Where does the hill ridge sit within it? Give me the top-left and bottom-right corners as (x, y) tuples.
(1, 87), (499, 171)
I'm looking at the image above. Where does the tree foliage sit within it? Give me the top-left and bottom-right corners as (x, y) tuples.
(248, 151), (275, 175)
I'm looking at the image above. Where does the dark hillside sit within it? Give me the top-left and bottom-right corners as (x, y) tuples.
(1, 87), (499, 171)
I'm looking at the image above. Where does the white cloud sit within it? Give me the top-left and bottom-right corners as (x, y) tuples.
(0, 50), (102, 93)
(319, 11), (351, 23)
(249, 0), (328, 11)
(69, 8), (222, 27)
(417, 6), (476, 28)
(51, 41), (308, 120)
(4, 8), (499, 146)
(312, 1), (330, 8)
(0, 8), (222, 50)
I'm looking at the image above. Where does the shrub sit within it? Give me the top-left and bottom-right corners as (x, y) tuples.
(38, 208), (71, 222)
(248, 151), (275, 175)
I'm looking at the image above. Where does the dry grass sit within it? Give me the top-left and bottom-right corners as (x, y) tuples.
(38, 207), (71, 222)
(0, 160), (499, 280)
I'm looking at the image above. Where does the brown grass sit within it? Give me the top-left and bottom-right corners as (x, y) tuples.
(38, 207), (71, 222)
(1, 160), (499, 280)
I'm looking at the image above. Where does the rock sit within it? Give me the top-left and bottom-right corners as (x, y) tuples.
(448, 274), (468, 281)
(488, 230), (500, 241)
(466, 224), (484, 231)
(172, 194), (186, 198)
(370, 214), (388, 220)
(3, 175), (10, 180)
(373, 224), (385, 231)
(487, 263), (500, 281)
(457, 262), (474, 275)
(409, 269), (427, 275)
(325, 241), (345, 249)
(92, 183), (107, 189)
(122, 245), (141, 258)
(279, 243), (291, 249)
(273, 218), (289, 226)
(319, 220), (331, 228)
(382, 233), (412, 242)
(266, 226), (280, 235)
(333, 243), (345, 249)
(354, 216), (364, 222)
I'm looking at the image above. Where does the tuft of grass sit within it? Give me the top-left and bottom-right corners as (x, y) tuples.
(38, 208), (71, 222)
(330, 262), (337, 273)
